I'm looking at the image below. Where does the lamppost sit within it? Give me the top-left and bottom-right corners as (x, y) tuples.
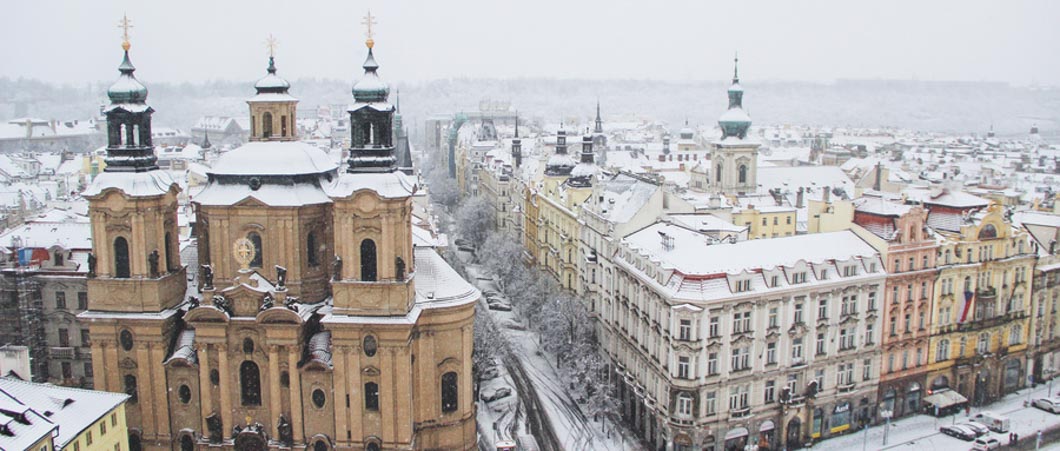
(880, 408), (894, 446)
(1048, 367), (1055, 397)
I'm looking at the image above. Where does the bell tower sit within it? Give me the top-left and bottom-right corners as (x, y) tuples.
(327, 26), (416, 317)
(80, 16), (185, 449)
(248, 34), (298, 142)
(711, 54), (759, 195)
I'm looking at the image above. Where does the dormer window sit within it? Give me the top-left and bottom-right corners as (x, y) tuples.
(734, 279), (752, 293)
(792, 272), (807, 284)
(843, 265), (858, 277)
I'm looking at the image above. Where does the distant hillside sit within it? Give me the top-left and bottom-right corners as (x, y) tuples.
(1, 77), (1056, 144)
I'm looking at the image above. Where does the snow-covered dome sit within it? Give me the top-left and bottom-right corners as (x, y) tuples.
(209, 141), (338, 176)
(254, 57), (291, 93)
(545, 153), (576, 176)
(352, 48), (389, 103)
(107, 51), (148, 104)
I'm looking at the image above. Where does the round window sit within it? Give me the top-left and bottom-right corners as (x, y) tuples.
(119, 330), (134, 351)
(363, 335), (377, 357)
(178, 384), (192, 404)
(312, 389), (326, 408)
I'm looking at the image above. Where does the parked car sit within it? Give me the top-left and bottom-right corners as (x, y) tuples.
(958, 422), (990, 437)
(1033, 396), (1060, 414)
(969, 411), (1010, 433)
(480, 386), (512, 402)
(971, 436), (1001, 451)
(939, 424), (977, 441)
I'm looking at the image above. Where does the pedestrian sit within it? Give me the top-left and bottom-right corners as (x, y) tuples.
(1009, 432), (1015, 445)
(1014, 432), (1019, 444)
(965, 404), (971, 416)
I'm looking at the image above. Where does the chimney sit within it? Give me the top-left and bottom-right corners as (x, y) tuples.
(873, 162), (883, 191)
(709, 193), (721, 209)
(823, 186), (831, 203)
(796, 187), (805, 208)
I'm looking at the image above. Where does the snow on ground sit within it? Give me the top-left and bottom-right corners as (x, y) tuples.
(820, 382), (1060, 450)
(476, 355), (519, 446)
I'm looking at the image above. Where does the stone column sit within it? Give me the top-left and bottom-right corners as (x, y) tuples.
(288, 349), (304, 444)
(197, 344), (213, 434)
(268, 345), (281, 439)
(218, 345), (233, 440)
(91, 340), (108, 391)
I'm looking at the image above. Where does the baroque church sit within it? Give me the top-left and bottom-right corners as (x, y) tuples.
(79, 23), (478, 451)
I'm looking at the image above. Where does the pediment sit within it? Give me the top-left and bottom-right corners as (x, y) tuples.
(233, 196), (270, 208)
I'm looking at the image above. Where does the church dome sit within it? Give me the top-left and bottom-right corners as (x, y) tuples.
(107, 51), (148, 104)
(254, 57), (291, 94)
(209, 141), (338, 177)
(352, 48), (389, 103)
(717, 57), (751, 140)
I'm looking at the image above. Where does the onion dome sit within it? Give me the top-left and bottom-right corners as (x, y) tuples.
(254, 56), (291, 94)
(107, 47), (148, 104)
(352, 41), (390, 103)
(718, 55), (751, 140)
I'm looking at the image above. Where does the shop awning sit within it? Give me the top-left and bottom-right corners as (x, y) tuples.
(725, 427), (749, 440)
(760, 420), (775, 432)
(923, 389), (968, 408)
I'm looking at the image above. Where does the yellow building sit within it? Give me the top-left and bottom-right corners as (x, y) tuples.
(731, 204), (797, 239)
(0, 376), (129, 451)
(926, 203), (1035, 405)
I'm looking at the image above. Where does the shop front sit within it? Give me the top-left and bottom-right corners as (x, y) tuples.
(724, 427), (749, 451)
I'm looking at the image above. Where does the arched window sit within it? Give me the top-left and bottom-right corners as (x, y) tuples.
(240, 361), (262, 406)
(119, 124), (127, 146)
(441, 372), (458, 413)
(164, 232), (174, 272)
(360, 239), (377, 281)
(978, 224), (998, 240)
(180, 434), (194, 451)
(395, 257), (406, 280)
(124, 374), (138, 403)
(243, 338), (254, 354)
(936, 339), (949, 362)
(129, 432), (142, 451)
(262, 112), (273, 138)
(281, 115), (288, 137)
(1010, 324), (1022, 345)
(114, 237), (130, 278)
(738, 164), (748, 183)
(307, 232), (319, 267)
(977, 332), (990, 354)
(716, 164), (723, 182)
(248, 232), (263, 268)
(366, 443), (380, 451)
(313, 440), (328, 451)
(964, 276), (972, 293)
(364, 382), (379, 411)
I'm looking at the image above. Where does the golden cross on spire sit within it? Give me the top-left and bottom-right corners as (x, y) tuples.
(362, 10), (377, 48)
(118, 13), (133, 51)
(265, 34), (278, 58)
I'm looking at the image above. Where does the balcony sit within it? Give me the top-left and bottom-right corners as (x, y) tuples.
(51, 347), (75, 360)
(730, 407), (752, 419)
(838, 382), (857, 393)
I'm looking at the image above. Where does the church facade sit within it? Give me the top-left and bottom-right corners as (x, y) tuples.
(80, 30), (478, 451)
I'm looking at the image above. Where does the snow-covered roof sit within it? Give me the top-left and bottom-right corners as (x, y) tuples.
(903, 187), (989, 209)
(325, 171), (416, 199)
(623, 224), (878, 276)
(756, 166), (855, 196)
(0, 376), (128, 449)
(194, 180), (331, 207)
(668, 214), (746, 233)
(209, 141), (337, 176)
(83, 169), (178, 198)
(854, 196), (913, 217)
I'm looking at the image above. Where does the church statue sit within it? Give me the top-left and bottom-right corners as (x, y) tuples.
(86, 253), (96, 278)
(148, 249), (160, 278)
(332, 255), (342, 281)
(277, 414), (293, 446)
(275, 265), (287, 288)
(260, 292), (274, 311)
(202, 264), (214, 289)
(206, 414), (223, 444)
(284, 296), (299, 311)
(187, 296), (200, 309)
(212, 295), (231, 314)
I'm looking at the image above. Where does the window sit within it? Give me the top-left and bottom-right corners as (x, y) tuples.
(178, 385), (191, 404)
(101, 420), (107, 435)
(904, 313), (912, 333)
(56, 292), (66, 310)
(768, 307), (778, 328)
(738, 164), (748, 183)
(707, 352), (719, 375)
(262, 111), (273, 138)
(815, 368), (826, 390)
(363, 335), (378, 357)
(765, 380), (776, 403)
(731, 347), (750, 371)
(77, 292), (88, 310)
(816, 333), (826, 355)
(61, 362), (71, 379)
(242, 338), (254, 354)
(842, 295), (857, 316)
(1010, 325), (1022, 345)
(729, 385), (749, 410)
(58, 328), (69, 347)
(792, 337), (804, 361)
(921, 281), (928, 299)
(709, 316), (720, 337)
(677, 392), (693, 417)
(364, 382), (379, 411)
(124, 375), (138, 403)
(705, 391), (717, 415)
(678, 319), (692, 341)
(240, 361), (261, 406)
(889, 316), (897, 336)
(441, 372), (459, 413)
(892, 286), (900, 305)
(247, 232), (263, 267)
(395, 257), (406, 280)
(794, 303), (804, 323)
(793, 272), (807, 284)
(844, 265), (858, 277)
(734, 279), (752, 292)
(87, 431), (93, 446)
(281, 115), (288, 137)
(360, 239), (377, 281)
(840, 328), (855, 350)
(677, 356), (691, 379)
(838, 363), (854, 386)
(865, 324), (875, 345)
(733, 311), (751, 333)
(863, 358), (872, 380)
(868, 292), (877, 310)
(307, 232), (319, 267)
(818, 298), (828, 319)
(766, 342), (777, 365)
(918, 311), (926, 330)
(114, 237), (130, 278)
(977, 333), (990, 354)
(311, 388), (326, 408)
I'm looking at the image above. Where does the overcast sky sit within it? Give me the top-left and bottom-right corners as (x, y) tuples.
(2, 0), (1058, 86)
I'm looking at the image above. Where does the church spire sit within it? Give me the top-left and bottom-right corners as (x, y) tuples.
(594, 100), (604, 134)
(718, 54), (751, 140)
(103, 13), (158, 172)
(347, 11), (397, 173)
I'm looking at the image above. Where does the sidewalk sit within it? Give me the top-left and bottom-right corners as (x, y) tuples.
(819, 382), (1060, 450)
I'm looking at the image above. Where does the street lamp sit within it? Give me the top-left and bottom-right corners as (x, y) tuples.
(880, 408), (894, 446)
(1048, 367), (1055, 397)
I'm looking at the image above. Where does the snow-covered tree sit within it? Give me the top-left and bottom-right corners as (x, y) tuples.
(455, 195), (495, 247)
